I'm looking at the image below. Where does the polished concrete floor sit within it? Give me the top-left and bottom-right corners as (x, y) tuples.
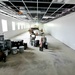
(0, 32), (75, 75)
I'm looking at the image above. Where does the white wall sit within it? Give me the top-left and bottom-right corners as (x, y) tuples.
(44, 12), (75, 50)
(30, 22), (43, 30)
(0, 13), (30, 39)
(39, 23), (44, 30)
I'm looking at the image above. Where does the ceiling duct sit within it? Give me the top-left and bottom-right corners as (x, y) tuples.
(53, 0), (70, 3)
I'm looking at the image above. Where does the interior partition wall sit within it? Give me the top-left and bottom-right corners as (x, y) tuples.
(44, 12), (75, 50)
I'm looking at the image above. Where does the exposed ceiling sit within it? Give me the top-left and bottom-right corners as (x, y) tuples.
(0, 0), (75, 23)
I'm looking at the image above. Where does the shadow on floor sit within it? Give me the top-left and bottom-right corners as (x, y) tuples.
(25, 47), (35, 51)
(45, 43), (62, 52)
(0, 51), (36, 68)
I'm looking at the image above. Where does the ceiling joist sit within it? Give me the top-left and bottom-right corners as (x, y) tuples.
(1, 0), (75, 23)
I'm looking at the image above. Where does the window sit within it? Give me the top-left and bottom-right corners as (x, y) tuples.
(12, 21), (15, 30)
(1, 19), (8, 32)
(21, 25), (23, 29)
(18, 23), (20, 30)
(24, 25), (25, 29)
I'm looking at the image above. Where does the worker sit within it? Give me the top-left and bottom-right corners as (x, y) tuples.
(30, 31), (36, 46)
(39, 37), (43, 51)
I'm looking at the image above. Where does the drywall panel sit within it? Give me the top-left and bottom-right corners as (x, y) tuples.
(44, 12), (75, 50)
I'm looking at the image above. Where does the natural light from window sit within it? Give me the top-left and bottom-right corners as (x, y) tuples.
(18, 23), (20, 30)
(12, 21), (15, 30)
(1, 19), (8, 32)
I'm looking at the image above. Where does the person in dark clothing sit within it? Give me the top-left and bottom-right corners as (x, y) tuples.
(43, 36), (47, 47)
(43, 36), (48, 49)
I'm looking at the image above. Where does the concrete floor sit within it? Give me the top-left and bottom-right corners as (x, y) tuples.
(0, 32), (75, 75)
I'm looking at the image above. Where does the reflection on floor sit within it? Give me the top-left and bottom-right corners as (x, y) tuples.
(0, 32), (75, 75)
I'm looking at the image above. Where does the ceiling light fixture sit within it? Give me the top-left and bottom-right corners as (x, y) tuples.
(43, 16), (55, 19)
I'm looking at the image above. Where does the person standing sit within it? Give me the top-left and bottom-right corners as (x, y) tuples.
(39, 37), (43, 51)
(30, 31), (36, 46)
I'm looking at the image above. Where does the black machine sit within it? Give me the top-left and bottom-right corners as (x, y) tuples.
(11, 40), (27, 50)
(0, 35), (6, 62)
(4, 39), (11, 50)
(0, 35), (5, 51)
(0, 35), (4, 41)
(11, 40), (23, 49)
(23, 43), (27, 50)
(34, 40), (39, 47)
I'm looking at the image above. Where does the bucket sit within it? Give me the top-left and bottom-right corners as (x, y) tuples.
(19, 46), (24, 53)
(12, 47), (17, 54)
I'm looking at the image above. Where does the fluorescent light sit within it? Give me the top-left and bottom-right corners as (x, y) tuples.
(14, 15), (27, 18)
(43, 16), (55, 19)
(53, 0), (70, 3)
